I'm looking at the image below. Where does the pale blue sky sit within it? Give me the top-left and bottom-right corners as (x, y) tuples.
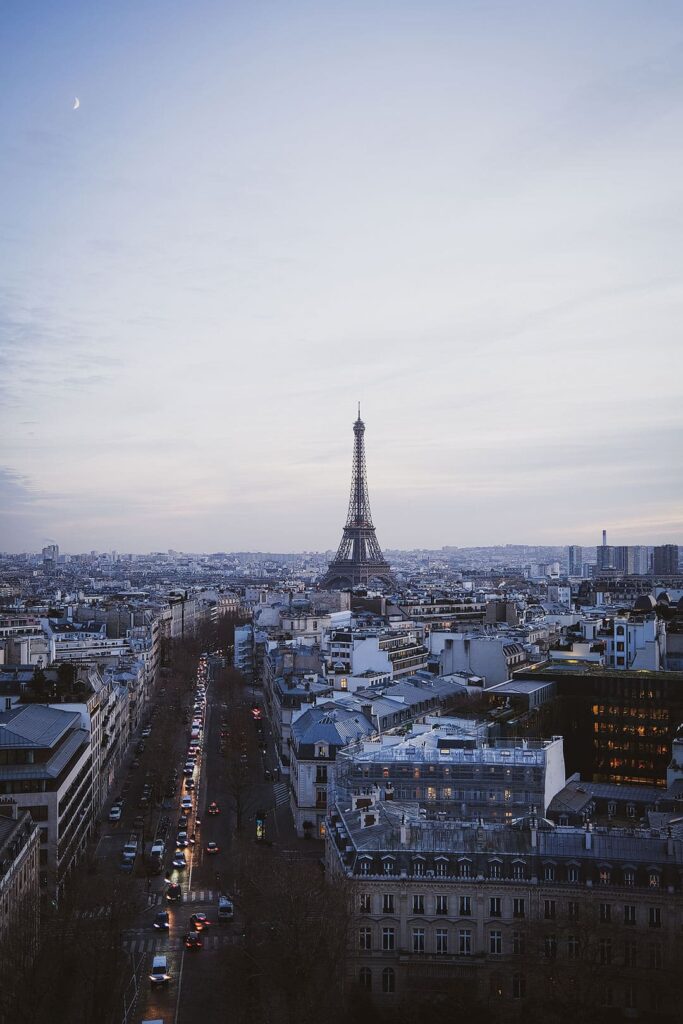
(1, 1), (682, 553)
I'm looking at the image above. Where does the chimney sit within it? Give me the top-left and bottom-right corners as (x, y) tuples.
(400, 815), (409, 845)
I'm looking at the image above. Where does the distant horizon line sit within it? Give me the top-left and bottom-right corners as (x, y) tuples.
(3, 541), (680, 558)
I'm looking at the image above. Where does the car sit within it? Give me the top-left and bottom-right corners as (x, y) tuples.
(176, 832), (189, 847)
(189, 912), (210, 931)
(172, 850), (187, 869)
(142, 726), (152, 738)
(177, 815), (188, 829)
(183, 765), (195, 777)
(184, 778), (195, 791)
(207, 802), (220, 815)
(108, 806), (122, 822)
(184, 931), (202, 949)
(153, 910), (170, 930)
(149, 954), (170, 984)
(181, 797), (193, 812)
(217, 895), (234, 922)
(205, 841), (219, 855)
(165, 883), (182, 902)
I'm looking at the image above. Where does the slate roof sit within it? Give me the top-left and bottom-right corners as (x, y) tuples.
(291, 705), (374, 748)
(0, 704), (80, 749)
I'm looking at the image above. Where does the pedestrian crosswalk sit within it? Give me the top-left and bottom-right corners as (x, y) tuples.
(123, 933), (237, 954)
(273, 782), (289, 807)
(146, 888), (219, 908)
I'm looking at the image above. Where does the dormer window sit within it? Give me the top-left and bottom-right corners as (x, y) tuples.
(648, 871), (660, 889)
(316, 743), (328, 758)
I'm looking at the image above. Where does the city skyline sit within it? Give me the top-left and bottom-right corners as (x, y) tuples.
(2, 2), (683, 552)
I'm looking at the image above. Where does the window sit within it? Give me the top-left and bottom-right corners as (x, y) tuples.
(599, 903), (612, 924)
(359, 893), (371, 913)
(315, 765), (328, 783)
(567, 935), (579, 960)
(359, 859), (370, 876)
(625, 982), (637, 1011)
(489, 930), (502, 955)
(459, 860), (471, 878)
(624, 904), (636, 926)
(544, 864), (555, 882)
(489, 861), (501, 879)
(489, 973), (504, 998)
(513, 930), (525, 955)
(359, 927), (372, 951)
(599, 938), (612, 965)
(413, 859), (424, 877)
(512, 973), (526, 999)
(435, 928), (448, 955)
(627, 804), (636, 818)
(512, 862), (526, 880)
(601, 985), (614, 1008)
(382, 928), (395, 951)
(412, 928), (425, 954)
(412, 894), (424, 915)
(513, 898), (525, 919)
(623, 869), (635, 887)
(649, 907), (661, 929)
(359, 967), (372, 992)
(381, 967), (395, 994)
(568, 901), (579, 922)
(599, 868), (611, 886)
(382, 894), (394, 914)
(567, 865), (579, 883)
(458, 929), (471, 955)
(544, 899), (556, 920)
(489, 897), (502, 918)
(624, 940), (637, 967)
(649, 943), (662, 969)
(459, 895), (471, 916)
(544, 936), (557, 960)
(649, 871), (660, 889)
(435, 895), (448, 915)
(435, 860), (447, 877)
(383, 859), (394, 875)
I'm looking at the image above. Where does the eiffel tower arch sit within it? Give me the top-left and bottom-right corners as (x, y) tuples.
(320, 408), (396, 591)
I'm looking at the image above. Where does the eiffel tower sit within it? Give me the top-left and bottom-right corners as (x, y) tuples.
(320, 407), (396, 591)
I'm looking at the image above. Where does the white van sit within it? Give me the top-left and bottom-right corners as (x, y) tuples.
(149, 955), (170, 985)
(217, 895), (234, 922)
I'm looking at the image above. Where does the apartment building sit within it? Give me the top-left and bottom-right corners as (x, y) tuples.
(325, 628), (429, 679)
(0, 704), (92, 893)
(0, 803), (41, 948)
(327, 800), (683, 1019)
(332, 729), (566, 822)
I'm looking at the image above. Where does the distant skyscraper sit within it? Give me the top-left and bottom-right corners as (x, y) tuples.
(320, 407), (395, 591)
(567, 545), (583, 575)
(596, 534), (615, 571)
(653, 544), (679, 575)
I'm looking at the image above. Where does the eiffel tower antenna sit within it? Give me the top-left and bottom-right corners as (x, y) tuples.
(320, 408), (395, 591)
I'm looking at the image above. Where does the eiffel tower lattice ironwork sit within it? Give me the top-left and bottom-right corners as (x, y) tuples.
(320, 407), (396, 590)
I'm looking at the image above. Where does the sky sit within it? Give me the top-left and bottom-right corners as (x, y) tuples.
(1, 0), (682, 554)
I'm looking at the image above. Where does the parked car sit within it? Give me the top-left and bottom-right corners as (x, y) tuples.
(142, 726), (152, 738)
(108, 806), (122, 822)
(176, 831), (189, 847)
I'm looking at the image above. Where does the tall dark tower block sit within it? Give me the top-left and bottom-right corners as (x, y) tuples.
(320, 408), (396, 591)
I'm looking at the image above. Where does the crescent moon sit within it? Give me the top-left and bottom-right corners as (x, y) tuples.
(73, 97), (80, 110)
